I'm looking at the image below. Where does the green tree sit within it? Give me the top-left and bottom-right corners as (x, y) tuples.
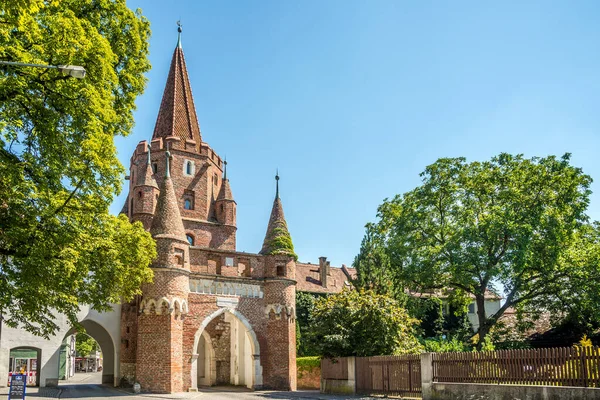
(296, 291), (324, 356)
(0, 0), (155, 338)
(352, 223), (397, 295)
(369, 153), (598, 348)
(310, 288), (423, 357)
(75, 332), (96, 357)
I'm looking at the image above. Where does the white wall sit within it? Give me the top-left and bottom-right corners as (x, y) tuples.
(467, 300), (501, 331)
(0, 304), (121, 387)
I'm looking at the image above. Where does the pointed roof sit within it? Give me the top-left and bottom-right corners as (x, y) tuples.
(260, 173), (297, 260)
(217, 160), (234, 201)
(136, 149), (158, 189)
(217, 179), (234, 201)
(152, 26), (202, 150)
(150, 150), (187, 242)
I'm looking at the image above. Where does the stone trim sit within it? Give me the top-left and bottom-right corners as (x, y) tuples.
(189, 279), (263, 298)
(264, 304), (296, 321)
(139, 296), (189, 315)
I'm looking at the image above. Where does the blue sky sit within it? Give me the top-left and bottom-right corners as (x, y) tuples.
(116, 0), (600, 268)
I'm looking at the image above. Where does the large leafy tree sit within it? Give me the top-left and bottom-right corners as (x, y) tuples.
(367, 153), (598, 348)
(0, 0), (155, 337)
(310, 288), (422, 357)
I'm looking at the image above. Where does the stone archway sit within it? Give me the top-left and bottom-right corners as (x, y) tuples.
(191, 309), (262, 390)
(62, 320), (116, 385)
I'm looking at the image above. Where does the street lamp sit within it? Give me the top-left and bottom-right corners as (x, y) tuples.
(0, 60), (86, 79)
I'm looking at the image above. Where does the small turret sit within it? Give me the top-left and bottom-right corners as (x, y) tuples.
(131, 145), (160, 230)
(150, 149), (190, 269)
(260, 172), (297, 260)
(215, 159), (236, 226)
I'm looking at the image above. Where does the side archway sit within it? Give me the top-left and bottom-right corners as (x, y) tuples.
(191, 308), (262, 390)
(62, 319), (116, 385)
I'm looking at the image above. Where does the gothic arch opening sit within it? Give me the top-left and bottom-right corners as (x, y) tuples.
(61, 320), (116, 386)
(192, 309), (262, 390)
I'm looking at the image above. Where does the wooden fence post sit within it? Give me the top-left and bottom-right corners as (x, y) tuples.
(421, 352), (434, 400)
(347, 356), (357, 394)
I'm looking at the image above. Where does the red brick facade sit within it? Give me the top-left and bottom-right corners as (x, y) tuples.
(119, 35), (297, 393)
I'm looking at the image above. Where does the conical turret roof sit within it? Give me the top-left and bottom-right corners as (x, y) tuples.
(217, 179), (234, 201)
(150, 151), (187, 242)
(152, 27), (202, 150)
(136, 149), (158, 189)
(260, 173), (297, 260)
(217, 160), (234, 201)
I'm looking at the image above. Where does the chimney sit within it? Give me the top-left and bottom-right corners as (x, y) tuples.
(319, 256), (330, 288)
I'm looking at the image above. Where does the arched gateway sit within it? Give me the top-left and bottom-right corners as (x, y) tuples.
(191, 308), (262, 389)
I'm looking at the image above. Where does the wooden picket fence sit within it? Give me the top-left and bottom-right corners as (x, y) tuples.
(433, 346), (600, 387)
(355, 355), (422, 398)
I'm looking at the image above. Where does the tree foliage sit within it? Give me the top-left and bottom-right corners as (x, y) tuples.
(75, 332), (96, 357)
(310, 288), (423, 357)
(0, 0), (155, 337)
(296, 291), (324, 356)
(365, 153), (598, 348)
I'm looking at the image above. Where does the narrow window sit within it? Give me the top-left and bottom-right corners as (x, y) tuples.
(186, 234), (194, 246)
(152, 163), (157, 174)
(277, 265), (285, 276)
(184, 199), (192, 210)
(186, 161), (192, 175)
(130, 197), (134, 215)
(138, 191), (142, 198)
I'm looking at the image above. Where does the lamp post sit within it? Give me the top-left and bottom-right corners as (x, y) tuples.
(0, 61), (86, 79)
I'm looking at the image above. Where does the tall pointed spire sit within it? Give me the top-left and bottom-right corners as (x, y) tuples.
(259, 173), (296, 260)
(152, 23), (202, 150)
(150, 150), (186, 240)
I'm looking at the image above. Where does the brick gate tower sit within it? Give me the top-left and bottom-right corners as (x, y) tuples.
(119, 25), (297, 393)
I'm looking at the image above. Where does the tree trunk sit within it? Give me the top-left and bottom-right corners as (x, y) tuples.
(475, 294), (488, 350)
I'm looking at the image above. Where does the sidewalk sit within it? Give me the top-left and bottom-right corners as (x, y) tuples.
(0, 385), (62, 398)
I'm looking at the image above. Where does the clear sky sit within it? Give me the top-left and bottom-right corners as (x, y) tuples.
(115, 0), (600, 268)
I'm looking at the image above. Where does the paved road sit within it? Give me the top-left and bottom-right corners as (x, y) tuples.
(56, 383), (373, 400)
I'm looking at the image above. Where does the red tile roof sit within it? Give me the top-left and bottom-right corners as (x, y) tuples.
(295, 262), (356, 294)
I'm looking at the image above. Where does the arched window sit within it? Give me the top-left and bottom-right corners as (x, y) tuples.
(186, 161), (192, 175)
(184, 199), (192, 210)
(186, 234), (194, 246)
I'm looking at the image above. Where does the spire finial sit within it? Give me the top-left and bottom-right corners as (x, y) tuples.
(275, 169), (280, 199)
(223, 157), (228, 180)
(165, 143), (171, 178)
(177, 20), (182, 49)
